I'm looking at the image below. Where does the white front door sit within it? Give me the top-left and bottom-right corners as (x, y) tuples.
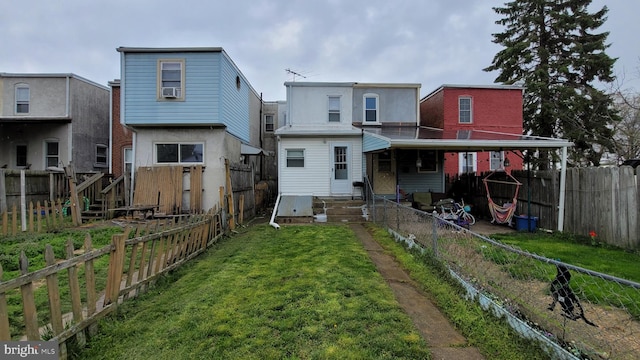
(330, 143), (351, 195)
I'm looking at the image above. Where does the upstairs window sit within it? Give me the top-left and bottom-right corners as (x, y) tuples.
(156, 143), (204, 164)
(265, 114), (274, 132)
(364, 94), (379, 123)
(16, 85), (30, 114)
(328, 96), (341, 122)
(45, 141), (59, 168)
(459, 152), (477, 174)
(459, 96), (472, 123)
(158, 60), (184, 100)
(286, 149), (305, 168)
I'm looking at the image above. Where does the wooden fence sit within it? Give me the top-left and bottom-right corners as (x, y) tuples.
(1, 200), (71, 235)
(453, 166), (640, 249)
(0, 211), (223, 359)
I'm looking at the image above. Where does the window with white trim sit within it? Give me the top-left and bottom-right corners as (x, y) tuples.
(124, 148), (132, 174)
(265, 114), (274, 132)
(96, 145), (108, 167)
(364, 94), (379, 123)
(328, 96), (341, 122)
(490, 151), (504, 170)
(459, 96), (472, 123)
(16, 85), (30, 114)
(158, 59), (184, 100)
(45, 141), (59, 168)
(156, 143), (204, 164)
(459, 152), (477, 174)
(286, 149), (304, 168)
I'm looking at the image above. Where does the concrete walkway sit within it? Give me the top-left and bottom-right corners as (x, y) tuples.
(349, 223), (485, 360)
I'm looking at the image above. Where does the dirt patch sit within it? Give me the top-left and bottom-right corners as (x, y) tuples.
(349, 223), (485, 360)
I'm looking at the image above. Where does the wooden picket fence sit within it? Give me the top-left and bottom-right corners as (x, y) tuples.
(0, 210), (223, 359)
(0, 200), (73, 236)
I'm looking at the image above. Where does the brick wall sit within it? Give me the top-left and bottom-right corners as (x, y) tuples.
(109, 83), (132, 177)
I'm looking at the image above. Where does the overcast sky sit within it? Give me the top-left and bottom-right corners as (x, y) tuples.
(1, 0), (638, 100)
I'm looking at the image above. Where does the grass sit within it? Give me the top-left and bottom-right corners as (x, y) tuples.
(79, 225), (431, 359)
(1, 225), (123, 338)
(487, 231), (640, 318)
(364, 224), (549, 359)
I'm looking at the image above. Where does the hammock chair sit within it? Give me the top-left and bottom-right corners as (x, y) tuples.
(483, 171), (522, 225)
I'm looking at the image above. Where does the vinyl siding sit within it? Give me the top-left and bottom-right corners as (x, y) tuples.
(278, 137), (362, 196)
(220, 53), (250, 142)
(123, 52), (221, 125)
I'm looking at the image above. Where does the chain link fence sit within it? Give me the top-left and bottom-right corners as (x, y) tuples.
(365, 193), (640, 359)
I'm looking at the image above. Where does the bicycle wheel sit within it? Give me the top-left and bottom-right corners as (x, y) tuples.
(461, 212), (476, 225)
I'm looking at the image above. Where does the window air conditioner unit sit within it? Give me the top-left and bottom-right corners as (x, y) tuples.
(162, 87), (178, 98)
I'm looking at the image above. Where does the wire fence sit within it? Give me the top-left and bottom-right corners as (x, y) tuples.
(365, 194), (640, 359)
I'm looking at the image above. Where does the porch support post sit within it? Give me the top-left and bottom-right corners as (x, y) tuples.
(557, 146), (568, 232)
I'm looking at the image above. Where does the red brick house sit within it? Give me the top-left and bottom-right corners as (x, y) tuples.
(420, 84), (524, 176)
(108, 79), (132, 178)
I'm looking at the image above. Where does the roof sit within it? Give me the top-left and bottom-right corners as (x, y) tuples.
(284, 81), (421, 89)
(0, 72), (108, 90)
(116, 47), (223, 53)
(362, 126), (573, 152)
(275, 125), (362, 137)
(421, 84), (524, 102)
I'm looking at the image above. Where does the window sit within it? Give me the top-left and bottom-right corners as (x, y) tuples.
(45, 141), (59, 168)
(16, 145), (27, 167)
(124, 148), (133, 174)
(96, 145), (108, 167)
(265, 114), (274, 132)
(490, 151), (504, 170)
(16, 85), (30, 114)
(158, 60), (184, 99)
(156, 143), (204, 164)
(377, 151), (391, 172)
(286, 149), (304, 167)
(417, 150), (438, 173)
(459, 152), (477, 174)
(459, 96), (472, 123)
(364, 94), (379, 123)
(328, 96), (341, 122)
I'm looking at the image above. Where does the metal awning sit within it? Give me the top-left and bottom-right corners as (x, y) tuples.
(241, 143), (273, 156)
(362, 126), (573, 152)
(362, 125), (573, 232)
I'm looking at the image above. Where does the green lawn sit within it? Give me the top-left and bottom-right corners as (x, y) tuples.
(78, 225), (431, 359)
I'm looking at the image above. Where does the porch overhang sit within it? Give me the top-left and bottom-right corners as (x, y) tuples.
(362, 126), (574, 232)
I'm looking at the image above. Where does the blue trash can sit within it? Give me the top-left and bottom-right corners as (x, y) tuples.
(515, 215), (538, 232)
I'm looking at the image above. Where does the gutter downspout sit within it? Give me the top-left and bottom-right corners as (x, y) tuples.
(108, 84), (113, 174)
(269, 193), (282, 229)
(66, 75), (72, 165)
(557, 146), (568, 231)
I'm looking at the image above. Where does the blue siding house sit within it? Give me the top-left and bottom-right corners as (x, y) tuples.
(117, 47), (263, 213)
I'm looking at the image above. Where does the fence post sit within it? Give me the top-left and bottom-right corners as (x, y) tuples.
(432, 214), (439, 258)
(0, 264), (10, 340)
(104, 233), (126, 306)
(19, 252), (39, 340)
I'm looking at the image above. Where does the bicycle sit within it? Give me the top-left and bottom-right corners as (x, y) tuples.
(435, 198), (476, 226)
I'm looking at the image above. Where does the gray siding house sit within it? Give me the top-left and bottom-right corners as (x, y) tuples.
(0, 73), (110, 172)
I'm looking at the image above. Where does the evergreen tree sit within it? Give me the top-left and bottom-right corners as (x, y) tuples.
(485, 0), (620, 168)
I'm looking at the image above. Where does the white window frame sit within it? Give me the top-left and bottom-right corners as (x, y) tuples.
(490, 151), (504, 171)
(95, 144), (108, 167)
(286, 149), (305, 168)
(15, 84), (30, 114)
(155, 142), (204, 164)
(45, 140), (59, 168)
(124, 147), (133, 174)
(363, 94), (379, 124)
(158, 59), (185, 100)
(328, 96), (341, 122)
(459, 96), (472, 124)
(459, 152), (477, 174)
(264, 114), (275, 132)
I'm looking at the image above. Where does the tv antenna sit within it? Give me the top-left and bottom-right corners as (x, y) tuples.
(285, 68), (307, 81)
